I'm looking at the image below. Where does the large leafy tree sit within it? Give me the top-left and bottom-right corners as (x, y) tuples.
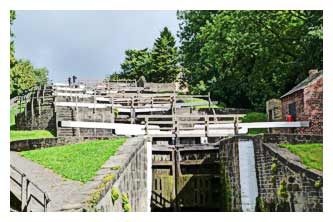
(119, 48), (152, 80)
(10, 59), (37, 97)
(116, 27), (180, 83)
(178, 10), (323, 110)
(150, 27), (180, 83)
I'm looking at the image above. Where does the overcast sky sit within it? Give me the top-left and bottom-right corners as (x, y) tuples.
(13, 11), (179, 82)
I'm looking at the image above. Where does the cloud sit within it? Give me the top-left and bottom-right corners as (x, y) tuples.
(13, 11), (179, 82)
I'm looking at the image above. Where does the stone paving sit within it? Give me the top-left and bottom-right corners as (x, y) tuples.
(10, 151), (85, 211)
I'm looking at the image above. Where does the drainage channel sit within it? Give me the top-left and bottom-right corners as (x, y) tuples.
(238, 139), (258, 212)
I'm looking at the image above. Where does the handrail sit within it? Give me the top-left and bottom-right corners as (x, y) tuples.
(10, 165), (50, 212)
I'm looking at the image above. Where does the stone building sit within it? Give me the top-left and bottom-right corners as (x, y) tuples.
(280, 69), (323, 135)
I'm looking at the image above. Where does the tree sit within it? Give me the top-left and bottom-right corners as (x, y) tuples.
(10, 10), (16, 68)
(10, 59), (37, 97)
(34, 67), (49, 87)
(105, 72), (123, 81)
(120, 48), (151, 80)
(177, 10), (323, 110)
(10, 11), (50, 97)
(150, 27), (180, 83)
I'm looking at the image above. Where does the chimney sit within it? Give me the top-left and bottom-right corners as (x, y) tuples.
(308, 69), (319, 78)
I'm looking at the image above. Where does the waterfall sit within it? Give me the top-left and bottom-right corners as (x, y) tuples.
(238, 139), (258, 212)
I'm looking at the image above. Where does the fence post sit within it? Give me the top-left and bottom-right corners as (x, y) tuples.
(20, 173), (26, 211)
(30, 96), (34, 130)
(24, 96), (27, 117)
(175, 116), (179, 137)
(131, 97), (135, 124)
(145, 116), (148, 135)
(75, 96), (80, 137)
(205, 116), (208, 137)
(234, 117), (238, 135)
(110, 97), (114, 123)
(25, 179), (30, 212)
(43, 193), (48, 212)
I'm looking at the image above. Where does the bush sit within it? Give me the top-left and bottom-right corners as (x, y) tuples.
(240, 112), (267, 135)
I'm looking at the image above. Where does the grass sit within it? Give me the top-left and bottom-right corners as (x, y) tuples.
(182, 98), (224, 108)
(240, 112), (267, 135)
(20, 138), (127, 182)
(10, 106), (55, 142)
(11, 130), (55, 142)
(279, 143), (323, 171)
(10, 108), (16, 127)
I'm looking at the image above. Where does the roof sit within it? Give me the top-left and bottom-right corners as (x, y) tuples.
(280, 70), (323, 98)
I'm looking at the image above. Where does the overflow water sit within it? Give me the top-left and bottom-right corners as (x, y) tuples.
(238, 139), (258, 212)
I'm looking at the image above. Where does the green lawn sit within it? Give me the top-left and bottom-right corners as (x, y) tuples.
(20, 138), (127, 182)
(11, 130), (55, 142)
(279, 143), (323, 171)
(240, 112), (267, 135)
(182, 98), (224, 108)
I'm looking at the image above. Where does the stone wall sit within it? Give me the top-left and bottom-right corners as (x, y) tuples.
(218, 134), (322, 212)
(253, 134), (323, 212)
(219, 137), (242, 211)
(302, 77), (323, 135)
(261, 133), (322, 144)
(15, 103), (55, 131)
(89, 137), (147, 212)
(144, 83), (176, 92)
(10, 136), (119, 152)
(266, 99), (282, 121)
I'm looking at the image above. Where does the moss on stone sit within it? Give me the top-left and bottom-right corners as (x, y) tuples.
(271, 163), (277, 174)
(102, 173), (115, 183)
(122, 193), (129, 204)
(314, 180), (321, 189)
(111, 187), (120, 203)
(220, 163), (232, 211)
(110, 166), (121, 170)
(87, 173), (116, 207)
(87, 189), (103, 207)
(121, 193), (131, 212)
(278, 179), (289, 200)
(123, 203), (131, 212)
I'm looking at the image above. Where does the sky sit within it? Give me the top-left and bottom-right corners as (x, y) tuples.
(13, 11), (179, 82)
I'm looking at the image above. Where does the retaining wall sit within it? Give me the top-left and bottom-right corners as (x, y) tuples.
(15, 104), (55, 131)
(253, 134), (323, 212)
(219, 134), (323, 212)
(219, 137), (242, 211)
(10, 136), (118, 152)
(87, 137), (148, 212)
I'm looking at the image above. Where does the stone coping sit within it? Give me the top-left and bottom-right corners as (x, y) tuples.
(76, 136), (146, 211)
(263, 143), (322, 179)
